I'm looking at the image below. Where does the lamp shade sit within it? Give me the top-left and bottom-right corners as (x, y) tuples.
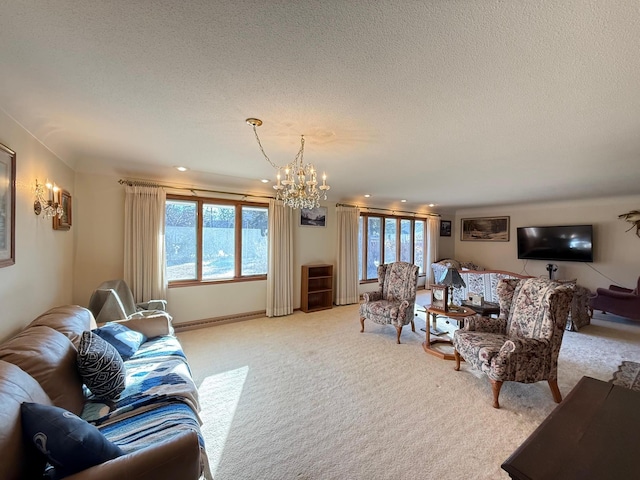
(440, 267), (466, 288)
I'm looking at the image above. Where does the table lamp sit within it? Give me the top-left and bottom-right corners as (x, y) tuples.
(440, 267), (466, 312)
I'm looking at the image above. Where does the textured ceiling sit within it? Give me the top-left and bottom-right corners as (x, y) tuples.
(1, 1), (639, 213)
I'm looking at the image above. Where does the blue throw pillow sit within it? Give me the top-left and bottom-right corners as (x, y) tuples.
(94, 322), (147, 360)
(21, 402), (123, 478)
(77, 331), (126, 400)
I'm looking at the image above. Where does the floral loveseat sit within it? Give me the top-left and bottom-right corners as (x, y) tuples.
(0, 305), (211, 480)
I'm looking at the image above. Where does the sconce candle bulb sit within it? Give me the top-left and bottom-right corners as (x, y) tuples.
(34, 179), (64, 219)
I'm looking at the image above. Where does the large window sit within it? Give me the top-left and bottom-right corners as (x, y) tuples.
(359, 214), (428, 281)
(165, 196), (268, 284)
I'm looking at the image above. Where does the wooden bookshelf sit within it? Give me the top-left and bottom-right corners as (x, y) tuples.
(301, 264), (333, 312)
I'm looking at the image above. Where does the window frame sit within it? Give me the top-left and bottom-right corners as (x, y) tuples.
(359, 213), (427, 283)
(166, 194), (268, 287)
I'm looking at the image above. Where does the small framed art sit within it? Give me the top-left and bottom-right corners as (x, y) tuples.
(431, 285), (448, 311)
(440, 220), (451, 237)
(300, 206), (327, 227)
(53, 190), (72, 230)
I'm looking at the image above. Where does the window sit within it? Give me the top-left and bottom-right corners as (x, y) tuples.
(165, 196), (268, 284)
(358, 214), (429, 281)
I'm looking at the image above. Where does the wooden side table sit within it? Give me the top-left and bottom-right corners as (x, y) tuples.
(422, 306), (475, 360)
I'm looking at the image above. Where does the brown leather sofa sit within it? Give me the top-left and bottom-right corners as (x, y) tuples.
(0, 305), (206, 480)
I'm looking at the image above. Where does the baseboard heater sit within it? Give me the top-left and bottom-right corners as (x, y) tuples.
(173, 310), (266, 332)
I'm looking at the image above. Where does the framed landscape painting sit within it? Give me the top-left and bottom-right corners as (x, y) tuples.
(461, 216), (510, 242)
(300, 206), (327, 227)
(0, 143), (16, 267)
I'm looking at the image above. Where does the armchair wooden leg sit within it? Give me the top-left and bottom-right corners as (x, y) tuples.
(490, 380), (503, 409)
(360, 317), (365, 333)
(548, 379), (562, 403)
(410, 320), (415, 332)
(454, 349), (461, 371)
(395, 326), (402, 344)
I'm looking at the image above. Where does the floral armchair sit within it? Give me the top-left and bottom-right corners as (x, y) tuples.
(359, 262), (419, 344)
(452, 277), (573, 408)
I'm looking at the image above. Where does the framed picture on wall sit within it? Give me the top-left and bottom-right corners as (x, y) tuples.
(53, 190), (72, 231)
(0, 143), (16, 268)
(440, 220), (451, 237)
(461, 216), (510, 242)
(300, 206), (327, 227)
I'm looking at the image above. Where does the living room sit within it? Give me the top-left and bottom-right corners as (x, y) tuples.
(1, 3), (640, 477)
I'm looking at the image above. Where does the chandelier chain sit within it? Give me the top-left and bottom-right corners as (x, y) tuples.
(251, 125), (305, 171)
(247, 118), (330, 209)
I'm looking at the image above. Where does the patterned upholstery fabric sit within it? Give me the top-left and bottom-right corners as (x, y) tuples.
(452, 277), (573, 407)
(77, 331), (126, 400)
(359, 262), (419, 342)
(431, 259), (485, 285)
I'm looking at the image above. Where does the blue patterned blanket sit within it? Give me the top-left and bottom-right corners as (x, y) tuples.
(81, 335), (211, 478)
(81, 336), (200, 426)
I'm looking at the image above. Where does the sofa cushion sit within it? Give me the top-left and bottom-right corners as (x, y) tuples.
(0, 326), (86, 415)
(77, 331), (126, 400)
(0, 360), (52, 479)
(29, 306), (97, 348)
(94, 323), (146, 360)
(21, 402), (123, 478)
(110, 313), (174, 339)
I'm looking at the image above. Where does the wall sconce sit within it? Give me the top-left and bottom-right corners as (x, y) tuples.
(34, 179), (64, 219)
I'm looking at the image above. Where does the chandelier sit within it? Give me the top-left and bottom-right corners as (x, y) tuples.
(246, 118), (330, 209)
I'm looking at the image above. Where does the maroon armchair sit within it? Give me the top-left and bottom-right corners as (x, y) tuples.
(589, 277), (640, 321)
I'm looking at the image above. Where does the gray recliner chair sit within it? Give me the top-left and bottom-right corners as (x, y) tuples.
(88, 279), (171, 324)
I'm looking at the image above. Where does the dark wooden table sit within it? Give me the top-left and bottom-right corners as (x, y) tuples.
(502, 376), (640, 479)
(461, 300), (500, 316)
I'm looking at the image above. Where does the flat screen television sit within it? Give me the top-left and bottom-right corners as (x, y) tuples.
(517, 225), (594, 262)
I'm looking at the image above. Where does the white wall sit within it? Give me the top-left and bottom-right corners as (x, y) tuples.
(0, 110), (75, 342)
(72, 172), (339, 324)
(72, 172), (125, 306)
(438, 214), (455, 261)
(453, 196), (640, 292)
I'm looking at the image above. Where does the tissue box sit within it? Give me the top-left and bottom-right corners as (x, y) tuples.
(468, 292), (484, 306)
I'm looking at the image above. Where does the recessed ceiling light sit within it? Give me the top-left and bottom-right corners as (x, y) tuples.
(401, 199), (407, 203)
(364, 194), (371, 198)
(260, 179), (270, 183)
(428, 203), (436, 207)
(175, 166), (188, 172)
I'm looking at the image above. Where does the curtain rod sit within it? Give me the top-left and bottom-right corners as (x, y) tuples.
(118, 179), (274, 200)
(336, 202), (440, 218)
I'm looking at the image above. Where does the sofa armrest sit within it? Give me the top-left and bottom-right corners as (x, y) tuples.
(112, 313), (174, 338)
(500, 337), (549, 355)
(463, 315), (506, 334)
(608, 285), (634, 294)
(363, 291), (383, 302)
(64, 430), (201, 480)
(595, 288), (637, 300)
(137, 299), (168, 311)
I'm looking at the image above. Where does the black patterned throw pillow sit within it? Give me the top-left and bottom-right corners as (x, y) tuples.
(77, 331), (125, 400)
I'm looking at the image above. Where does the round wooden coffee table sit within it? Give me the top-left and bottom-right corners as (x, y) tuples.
(422, 306), (475, 360)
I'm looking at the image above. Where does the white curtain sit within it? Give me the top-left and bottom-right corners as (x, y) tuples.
(425, 217), (439, 288)
(336, 205), (360, 305)
(266, 199), (293, 317)
(124, 185), (167, 302)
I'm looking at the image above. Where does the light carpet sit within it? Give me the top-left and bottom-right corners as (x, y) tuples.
(178, 293), (640, 480)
